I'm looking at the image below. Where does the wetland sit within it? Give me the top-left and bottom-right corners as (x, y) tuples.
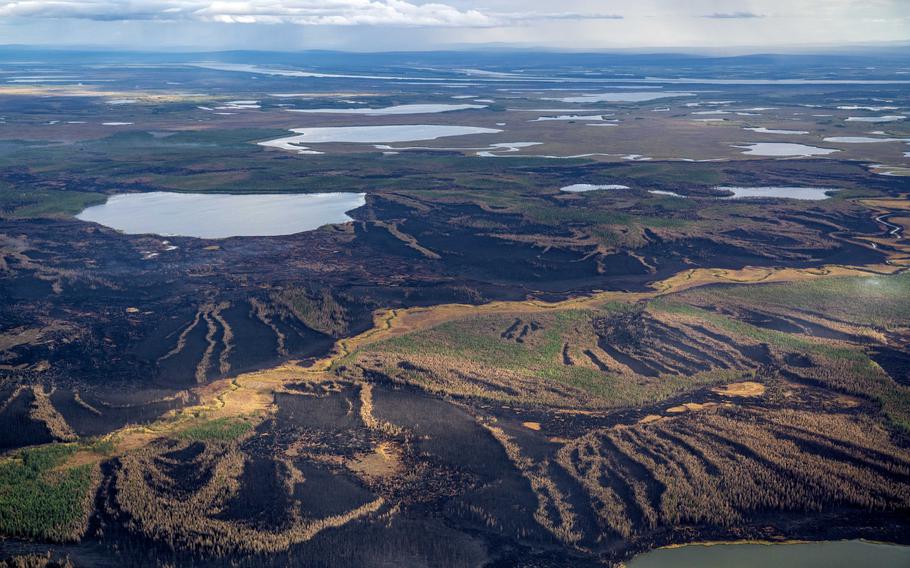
(1, 48), (909, 568)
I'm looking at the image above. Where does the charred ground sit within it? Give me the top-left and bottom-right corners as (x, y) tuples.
(1, 51), (910, 566)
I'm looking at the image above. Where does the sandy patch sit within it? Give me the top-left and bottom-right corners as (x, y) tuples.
(666, 402), (716, 414)
(348, 441), (402, 478)
(712, 381), (766, 397)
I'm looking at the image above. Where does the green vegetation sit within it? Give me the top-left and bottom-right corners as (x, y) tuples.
(0, 183), (106, 219)
(682, 273), (910, 330)
(650, 300), (861, 359)
(352, 305), (738, 408)
(374, 309), (593, 369)
(1, 56), (909, 567)
(0, 126), (872, 225)
(651, 296), (910, 432)
(348, 271), (910, 431)
(85, 438), (116, 456)
(519, 204), (693, 229)
(621, 162), (725, 185)
(177, 416), (253, 442)
(0, 444), (96, 541)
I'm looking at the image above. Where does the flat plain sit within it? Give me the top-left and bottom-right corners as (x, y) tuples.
(0, 49), (909, 567)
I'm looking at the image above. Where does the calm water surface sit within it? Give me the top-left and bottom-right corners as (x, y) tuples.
(550, 91), (696, 103)
(561, 184), (630, 192)
(259, 124), (501, 154)
(734, 142), (839, 156)
(716, 186), (839, 200)
(287, 104), (485, 115)
(627, 540), (910, 568)
(76, 191), (366, 238)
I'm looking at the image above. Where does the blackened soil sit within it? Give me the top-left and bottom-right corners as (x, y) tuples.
(48, 387), (191, 438)
(275, 385), (362, 432)
(869, 346), (910, 387)
(0, 160), (897, 444)
(0, 389), (54, 450)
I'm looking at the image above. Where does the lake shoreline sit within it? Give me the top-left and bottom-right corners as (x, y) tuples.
(615, 516), (910, 568)
(75, 190), (367, 239)
(624, 538), (910, 567)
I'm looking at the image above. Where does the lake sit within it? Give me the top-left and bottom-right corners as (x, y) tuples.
(717, 186), (839, 200)
(845, 115), (906, 123)
(259, 125), (502, 154)
(561, 184), (630, 192)
(533, 114), (612, 121)
(823, 136), (908, 143)
(734, 143), (839, 157)
(743, 127), (809, 135)
(548, 91), (696, 103)
(287, 104), (486, 115)
(627, 540), (910, 568)
(76, 191), (366, 239)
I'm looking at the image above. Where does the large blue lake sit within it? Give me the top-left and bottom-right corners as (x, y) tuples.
(76, 191), (366, 239)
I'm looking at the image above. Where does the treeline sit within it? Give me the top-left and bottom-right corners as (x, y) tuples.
(109, 435), (384, 555)
(557, 406), (910, 539)
(271, 286), (350, 337)
(0, 444), (98, 541)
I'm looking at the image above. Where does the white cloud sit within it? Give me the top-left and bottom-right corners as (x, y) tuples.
(704, 12), (763, 19)
(501, 12), (622, 21)
(0, 0), (493, 26)
(0, 0), (906, 48)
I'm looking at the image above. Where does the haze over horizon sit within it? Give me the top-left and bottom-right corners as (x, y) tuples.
(0, 0), (908, 53)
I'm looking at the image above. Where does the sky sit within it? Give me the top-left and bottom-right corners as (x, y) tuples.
(0, 0), (907, 52)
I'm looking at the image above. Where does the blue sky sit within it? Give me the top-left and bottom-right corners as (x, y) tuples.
(0, 1), (907, 51)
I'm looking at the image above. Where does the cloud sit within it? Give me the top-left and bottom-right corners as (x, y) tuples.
(505, 12), (623, 21)
(704, 11), (764, 19)
(0, 0), (493, 26)
(0, 1), (626, 27)
(0, 1), (169, 20)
